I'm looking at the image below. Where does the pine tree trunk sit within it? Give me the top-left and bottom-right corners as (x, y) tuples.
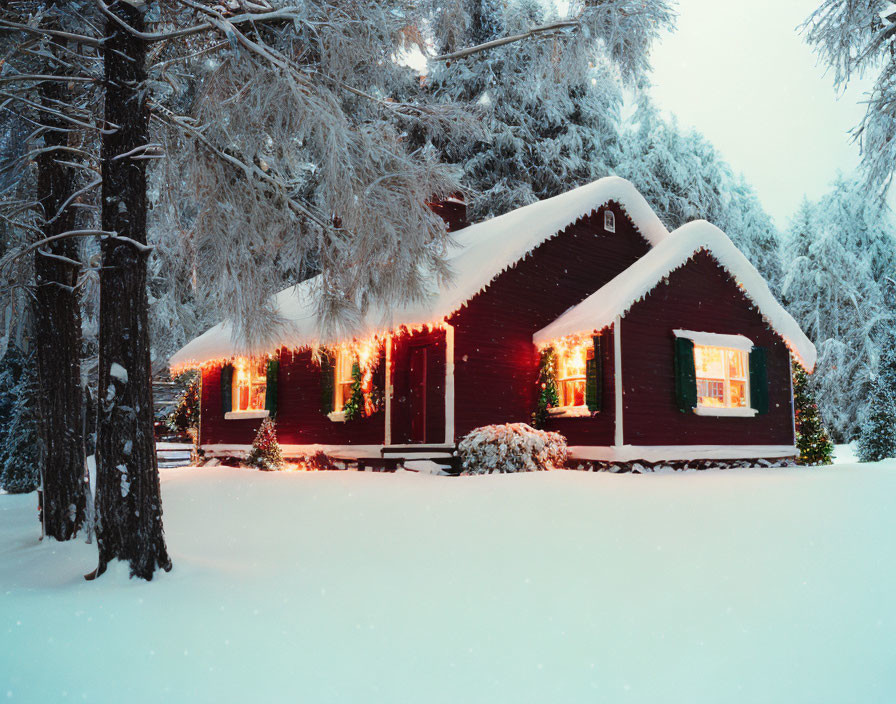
(34, 53), (87, 540)
(93, 1), (171, 580)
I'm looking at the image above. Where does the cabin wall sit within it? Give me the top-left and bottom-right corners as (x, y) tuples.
(450, 203), (650, 442)
(620, 251), (795, 447)
(199, 347), (386, 448)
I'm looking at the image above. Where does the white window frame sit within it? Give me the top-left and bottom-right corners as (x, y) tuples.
(673, 330), (757, 418)
(603, 209), (616, 233)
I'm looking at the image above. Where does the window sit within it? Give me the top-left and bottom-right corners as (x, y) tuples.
(232, 357), (267, 412)
(333, 348), (355, 412)
(603, 209), (615, 233)
(694, 345), (749, 410)
(557, 343), (593, 408)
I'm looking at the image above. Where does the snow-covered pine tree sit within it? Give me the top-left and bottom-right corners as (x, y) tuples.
(781, 175), (896, 440)
(618, 99), (784, 287)
(245, 418), (284, 472)
(803, 1), (896, 199)
(425, 0), (673, 221)
(856, 374), (896, 462)
(722, 176), (784, 292)
(0, 348), (41, 495)
(617, 99), (731, 230)
(793, 360), (834, 466)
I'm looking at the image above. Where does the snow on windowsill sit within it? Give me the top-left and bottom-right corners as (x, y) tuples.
(547, 405), (593, 419)
(224, 410), (270, 420)
(327, 411), (347, 423)
(693, 406), (757, 418)
(673, 329), (754, 353)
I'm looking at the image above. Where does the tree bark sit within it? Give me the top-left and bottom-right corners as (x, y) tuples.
(34, 47), (87, 541)
(93, 1), (171, 580)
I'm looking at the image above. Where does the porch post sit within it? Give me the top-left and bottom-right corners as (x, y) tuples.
(384, 334), (392, 446)
(614, 315), (624, 447)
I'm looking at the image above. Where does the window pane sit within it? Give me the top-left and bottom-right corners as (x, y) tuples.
(250, 382), (266, 411)
(727, 350), (745, 379)
(729, 380), (747, 408)
(694, 345), (724, 378)
(697, 378), (725, 407)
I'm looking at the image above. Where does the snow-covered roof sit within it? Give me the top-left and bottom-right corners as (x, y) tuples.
(532, 220), (817, 371)
(170, 177), (670, 370)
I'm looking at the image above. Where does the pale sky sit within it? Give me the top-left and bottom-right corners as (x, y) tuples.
(648, 0), (873, 226)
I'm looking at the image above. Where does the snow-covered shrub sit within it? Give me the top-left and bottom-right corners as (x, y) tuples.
(458, 423), (568, 475)
(245, 419), (284, 472)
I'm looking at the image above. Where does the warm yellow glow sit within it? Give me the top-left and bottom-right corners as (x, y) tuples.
(545, 332), (594, 408)
(232, 356), (267, 412)
(694, 345), (748, 409)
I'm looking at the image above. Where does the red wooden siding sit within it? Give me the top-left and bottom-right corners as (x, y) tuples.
(620, 251), (795, 446)
(200, 347), (385, 447)
(449, 203), (649, 442)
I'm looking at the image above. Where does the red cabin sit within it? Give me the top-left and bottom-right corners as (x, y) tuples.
(171, 177), (816, 468)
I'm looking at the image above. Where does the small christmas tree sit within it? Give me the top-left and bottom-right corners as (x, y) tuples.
(532, 347), (559, 428)
(793, 360), (833, 466)
(245, 418), (284, 471)
(167, 376), (200, 434)
(342, 359), (365, 421)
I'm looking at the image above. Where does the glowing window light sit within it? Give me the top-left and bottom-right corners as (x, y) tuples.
(232, 357), (267, 412)
(694, 345), (749, 409)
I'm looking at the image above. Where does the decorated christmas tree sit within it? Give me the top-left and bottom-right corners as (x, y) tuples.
(245, 418), (284, 471)
(167, 376), (200, 435)
(793, 360), (833, 466)
(533, 347), (559, 428)
(342, 360), (365, 421)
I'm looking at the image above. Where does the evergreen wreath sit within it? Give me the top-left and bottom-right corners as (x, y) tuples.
(342, 360), (365, 421)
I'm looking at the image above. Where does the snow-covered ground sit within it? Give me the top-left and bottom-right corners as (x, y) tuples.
(2, 462), (895, 703)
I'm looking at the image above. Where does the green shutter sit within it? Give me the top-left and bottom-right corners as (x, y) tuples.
(673, 337), (698, 412)
(221, 363), (233, 415)
(586, 335), (602, 413)
(265, 358), (279, 417)
(319, 350), (334, 415)
(749, 346), (769, 415)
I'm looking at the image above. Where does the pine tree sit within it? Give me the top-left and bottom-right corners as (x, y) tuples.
(780, 175), (896, 440)
(793, 360), (834, 466)
(0, 349), (40, 495)
(167, 377), (200, 435)
(856, 376), (896, 462)
(245, 418), (284, 472)
(425, 0), (673, 221)
(856, 333), (896, 462)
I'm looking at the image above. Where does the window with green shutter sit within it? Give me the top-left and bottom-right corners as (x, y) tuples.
(264, 358), (279, 417)
(673, 337), (698, 412)
(585, 335), (602, 412)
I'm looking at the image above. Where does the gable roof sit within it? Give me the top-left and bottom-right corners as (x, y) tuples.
(532, 220), (817, 371)
(170, 177), (670, 370)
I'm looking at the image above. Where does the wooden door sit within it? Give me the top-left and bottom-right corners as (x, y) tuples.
(392, 330), (446, 444)
(408, 345), (428, 443)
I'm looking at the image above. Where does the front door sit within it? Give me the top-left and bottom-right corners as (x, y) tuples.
(408, 345), (428, 443)
(392, 330), (446, 444)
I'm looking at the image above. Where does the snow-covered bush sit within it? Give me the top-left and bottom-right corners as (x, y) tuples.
(458, 423), (568, 475)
